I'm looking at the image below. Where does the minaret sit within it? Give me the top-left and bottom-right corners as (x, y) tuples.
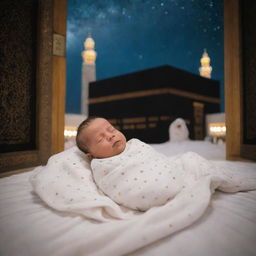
(199, 49), (212, 79)
(81, 35), (97, 116)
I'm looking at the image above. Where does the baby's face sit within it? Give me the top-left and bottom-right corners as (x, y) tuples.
(81, 118), (127, 159)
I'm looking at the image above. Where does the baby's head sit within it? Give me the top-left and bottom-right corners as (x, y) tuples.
(76, 117), (127, 159)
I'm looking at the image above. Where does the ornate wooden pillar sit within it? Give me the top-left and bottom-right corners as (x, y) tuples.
(224, 0), (256, 161)
(0, 0), (67, 175)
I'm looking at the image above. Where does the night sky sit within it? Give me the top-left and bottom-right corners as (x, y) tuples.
(66, 0), (224, 114)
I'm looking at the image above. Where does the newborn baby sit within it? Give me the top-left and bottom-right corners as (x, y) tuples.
(76, 117), (256, 211)
(76, 117), (187, 210)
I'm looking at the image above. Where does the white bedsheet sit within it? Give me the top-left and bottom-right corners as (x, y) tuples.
(1, 141), (256, 256)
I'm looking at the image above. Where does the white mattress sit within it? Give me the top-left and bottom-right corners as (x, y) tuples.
(0, 141), (256, 256)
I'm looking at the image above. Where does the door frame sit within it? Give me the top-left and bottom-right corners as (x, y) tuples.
(224, 0), (256, 161)
(0, 0), (66, 175)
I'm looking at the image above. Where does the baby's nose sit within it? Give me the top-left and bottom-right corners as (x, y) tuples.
(107, 134), (115, 141)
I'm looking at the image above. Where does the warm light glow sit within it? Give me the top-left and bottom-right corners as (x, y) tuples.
(199, 49), (212, 78)
(84, 36), (95, 49)
(82, 36), (97, 64)
(82, 49), (97, 64)
(208, 122), (226, 136)
(64, 126), (77, 138)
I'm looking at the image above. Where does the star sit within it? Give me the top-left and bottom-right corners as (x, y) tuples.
(66, 0), (225, 113)
(97, 12), (106, 19)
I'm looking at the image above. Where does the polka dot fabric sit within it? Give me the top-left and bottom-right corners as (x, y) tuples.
(92, 139), (256, 211)
(30, 141), (256, 228)
(92, 139), (186, 211)
(30, 146), (138, 222)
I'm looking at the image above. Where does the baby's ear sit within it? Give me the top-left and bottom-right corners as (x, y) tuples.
(87, 153), (93, 161)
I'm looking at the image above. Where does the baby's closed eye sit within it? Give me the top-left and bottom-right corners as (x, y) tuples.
(97, 137), (103, 143)
(108, 126), (116, 132)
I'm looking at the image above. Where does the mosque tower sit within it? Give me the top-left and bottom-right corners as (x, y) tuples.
(199, 49), (212, 79)
(81, 35), (97, 116)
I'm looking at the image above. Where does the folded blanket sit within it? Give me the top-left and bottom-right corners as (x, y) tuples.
(30, 146), (139, 222)
(30, 144), (256, 255)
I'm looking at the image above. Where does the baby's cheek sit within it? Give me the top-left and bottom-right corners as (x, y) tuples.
(102, 143), (113, 152)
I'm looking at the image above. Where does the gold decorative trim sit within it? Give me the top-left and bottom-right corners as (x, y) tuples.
(160, 116), (171, 121)
(136, 124), (146, 129)
(193, 101), (205, 140)
(148, 116), (158, 122)
(123, 117), (146, 124)
(122, 122), (157, 130)
(123, 124), (135, 130)
(89, 88), (220, 104)
(108, 119), (118, 124)
(108, 115), (191, 132)
(193, 102), (204, 108)
(148, 123), (157, 128)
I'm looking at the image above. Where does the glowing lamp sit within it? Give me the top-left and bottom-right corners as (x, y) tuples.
(208, 122), (226, 137)
(84, 37), (95, 50)
(64, 126), (77, 138)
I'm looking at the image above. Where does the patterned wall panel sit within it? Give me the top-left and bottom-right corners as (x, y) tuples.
(241, 0), (256, 145)
(0, 0), (38, 153)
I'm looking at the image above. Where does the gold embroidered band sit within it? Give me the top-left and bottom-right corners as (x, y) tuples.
(89, 88), (220, 104)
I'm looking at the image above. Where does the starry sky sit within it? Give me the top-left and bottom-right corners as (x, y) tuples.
(66, 0), (224, 114)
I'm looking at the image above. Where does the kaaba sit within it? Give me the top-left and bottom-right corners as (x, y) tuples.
(89, 65), (220, 143)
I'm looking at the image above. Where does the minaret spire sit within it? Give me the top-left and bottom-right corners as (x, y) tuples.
(81, 35), (97, 116)
(199, 49), (212, 79)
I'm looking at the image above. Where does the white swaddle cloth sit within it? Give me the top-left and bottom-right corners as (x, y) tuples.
(92, 139), (184, 211)
(92, 139), (256, 212)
